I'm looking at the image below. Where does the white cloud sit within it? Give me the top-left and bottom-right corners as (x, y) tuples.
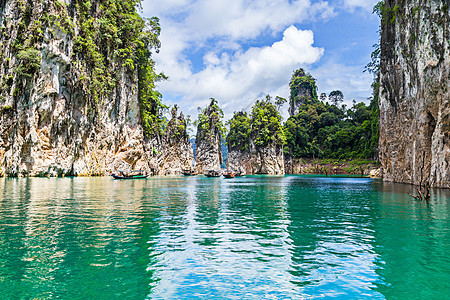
(143, 0), (335, 41)
(140, 0), (374, 124)
(156, 26), (324, 119)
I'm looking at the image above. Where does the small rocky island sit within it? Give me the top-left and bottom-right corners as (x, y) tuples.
(227, 97), (285, 175)
(194, 98), (224, 174)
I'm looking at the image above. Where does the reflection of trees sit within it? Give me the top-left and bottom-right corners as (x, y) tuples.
(225, 177), (288, 240)
(194, 178), (221, 246)
(285, 177), (380, 295)
(372, 182), (450, 299)
(0, 177), (161, 298)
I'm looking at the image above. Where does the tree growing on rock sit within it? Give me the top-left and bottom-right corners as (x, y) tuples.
(194, 98), (226, 173)
(288, 68), (318, 116)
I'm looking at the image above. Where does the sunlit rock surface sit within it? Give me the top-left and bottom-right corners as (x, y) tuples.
(379, 0), (449, 187)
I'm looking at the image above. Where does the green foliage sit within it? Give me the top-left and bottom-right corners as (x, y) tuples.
(251, 98), (285, 147)
(226, 112), (251, 151)
(15, 47), (41, 77)
(1, 105), (13, 113)
(289, 68), (318, 105)
(196, 98), (226, 145)
(328, 90), (344, 106)
(227, 96), (285, 151)
(284, 98), (377, 159)
(136, 17), (168, 136)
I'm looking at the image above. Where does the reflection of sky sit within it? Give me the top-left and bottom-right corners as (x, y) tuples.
(149, 177), (300, 299)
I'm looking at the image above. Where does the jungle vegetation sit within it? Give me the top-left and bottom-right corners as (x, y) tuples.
(283, 68), (379, 159)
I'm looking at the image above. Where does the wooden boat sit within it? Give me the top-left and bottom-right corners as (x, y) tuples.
(235, 171), (246, 177)
(204, 170), (221, 177)
(223, 171), (235, 178)
(182, 169), (197, 176)
(111, 170), (148, 179)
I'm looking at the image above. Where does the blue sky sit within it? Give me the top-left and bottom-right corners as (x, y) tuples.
(141, 0), (380, 121)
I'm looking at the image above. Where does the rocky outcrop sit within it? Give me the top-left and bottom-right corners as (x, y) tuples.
(0, 0), (190, 176)
(194, 99), (224, 173)
(378, 0), (449, 187)
(285, 157), (379, 176)
(227, 144), (284, 175)
(288, 68), (318, 116)
(226, 101), (285, 175)
(156, 105), (194, 175)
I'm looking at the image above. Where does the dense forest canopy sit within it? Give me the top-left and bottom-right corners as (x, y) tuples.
(284, 68), (379, 160)
(195, 98), (226, 144)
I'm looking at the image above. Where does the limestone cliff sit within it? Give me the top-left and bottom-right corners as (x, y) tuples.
(194, 98), (224, 173)
(156, 105), (193, 175)
(0, 0), (190, 176)
(378, 0), (449, 187)
(226, 100), (285, 175)
(227, 146), (284, 175)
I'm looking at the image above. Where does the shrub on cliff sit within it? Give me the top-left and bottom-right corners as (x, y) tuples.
(226, 112), (251, 151)
(16, 48), (41, 78)
(251, 97), (286, 148)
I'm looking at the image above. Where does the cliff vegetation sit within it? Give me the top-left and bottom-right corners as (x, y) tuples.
(284, 68), (379, 160)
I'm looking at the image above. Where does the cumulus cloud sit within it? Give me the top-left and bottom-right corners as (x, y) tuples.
(156, 26), (324, 118)
(140, 0), (334, 119)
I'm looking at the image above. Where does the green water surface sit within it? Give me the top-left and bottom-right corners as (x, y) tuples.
(0, 176), (449, 299)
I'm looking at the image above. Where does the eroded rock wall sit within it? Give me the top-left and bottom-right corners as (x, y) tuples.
(0, 0), (152, 176)
(156, 106), (194, 175)
(379, 0), (449, 187)
(227, 144), (284, 175)
(0, 0), (192, 176)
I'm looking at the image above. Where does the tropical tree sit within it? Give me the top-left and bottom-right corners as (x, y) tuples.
(329, 90), (344, 106)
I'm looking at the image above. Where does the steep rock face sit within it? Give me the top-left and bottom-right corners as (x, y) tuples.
(194, 99), (223, 173)
(156, 106), (193, 175)
(379, 0), (449, 187)
(227, 144), (284, 175)
(0, 0), (185, 176)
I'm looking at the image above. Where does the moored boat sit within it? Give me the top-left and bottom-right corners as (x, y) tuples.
(111, 170), (148, 179)
(223, 171), (235, 178)
(205, 170), (221, 177)
(182, 169), (197, 176)
(235, 171), (246, 177)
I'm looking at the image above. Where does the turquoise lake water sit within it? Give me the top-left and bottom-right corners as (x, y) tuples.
(0, 176), (449, 299)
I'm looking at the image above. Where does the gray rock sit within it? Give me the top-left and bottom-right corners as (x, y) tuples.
(379, 0), (449, 188)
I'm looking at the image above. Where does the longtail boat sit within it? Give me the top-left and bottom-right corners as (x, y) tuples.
(111, 170), (148, 179)
(205, 170), (221, 177)
(182, 169), (197, 176)
(223, 171), (235, 178)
